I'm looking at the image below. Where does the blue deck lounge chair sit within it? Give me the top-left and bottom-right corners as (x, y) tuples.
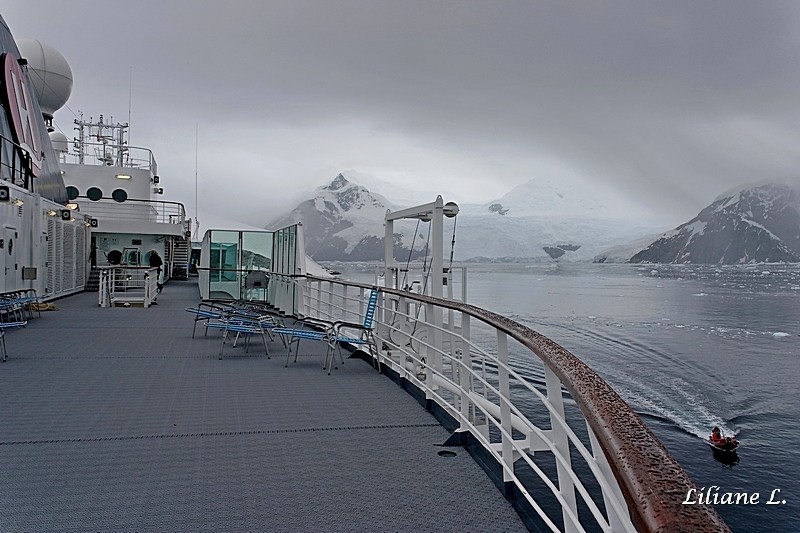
(0, 320), (27, 362)
(187, 301), (285, 360)
(274, 288), (380, 374)
(185, 303), (232, 338)
(216, 312), (275, 360)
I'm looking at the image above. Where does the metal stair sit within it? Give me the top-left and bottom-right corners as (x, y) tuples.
(84, 267), (101, 292)
(169, 237), (190, 280)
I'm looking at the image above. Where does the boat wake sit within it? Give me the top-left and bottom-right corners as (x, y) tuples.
(610, 373), (737, 439)
(515, 317), (741, 440)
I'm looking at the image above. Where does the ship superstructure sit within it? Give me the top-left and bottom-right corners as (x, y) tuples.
(14, 35), (190, 300)
(56, 114), (191, 286)
(0, 29), (84, 298)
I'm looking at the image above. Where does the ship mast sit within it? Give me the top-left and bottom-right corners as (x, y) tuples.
(73, 114), (129, 167)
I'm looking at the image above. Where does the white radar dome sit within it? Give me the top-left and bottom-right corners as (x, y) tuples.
(15, 38), (73, 119)
(49, 131), (69, 153)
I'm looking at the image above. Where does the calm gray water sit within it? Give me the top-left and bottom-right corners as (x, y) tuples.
(466, 263), (799, 532)
(331, 262), (799, 531)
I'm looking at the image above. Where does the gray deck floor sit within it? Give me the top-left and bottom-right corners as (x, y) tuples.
(0, 280), (526, 532)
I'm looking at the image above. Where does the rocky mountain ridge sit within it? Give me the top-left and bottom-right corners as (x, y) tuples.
(628, 182), (800, 264)
(267, 174), (426, 261)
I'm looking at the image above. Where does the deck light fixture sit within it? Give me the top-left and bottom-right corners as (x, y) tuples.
(115, 174), (131, 180)
(66, 202), (79, 210)
(46, 209), (57, 216)
(12, 198), (24, 206)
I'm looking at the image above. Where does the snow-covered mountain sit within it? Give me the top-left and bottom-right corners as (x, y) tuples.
(267, 174), (428, 261)
(468, 175), (647, 219)
(452, 178), (666, 261)
(629, 182), (800, 264)
(267, 173), (667, 262)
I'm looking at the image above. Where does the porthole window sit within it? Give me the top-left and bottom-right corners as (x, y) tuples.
(66, 186), (79, 200)
(112, 188), (128, 202)
(86, 187), (103, 201)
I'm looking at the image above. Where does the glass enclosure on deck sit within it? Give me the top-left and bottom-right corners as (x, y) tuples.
(198, 224), (304, 314)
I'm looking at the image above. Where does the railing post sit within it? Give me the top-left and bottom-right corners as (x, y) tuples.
(420, 300), (444, 386)
(377, 289), (388, 343)
(461, 266), (468, 303)
(358, 287), (365, 323)
(98, 269), (109, 307)
(327, 280), (334, 320)
(458, 314), (472, 425)
(314, 282), (322, 319)
(545, 365), (579, 533)
(497, 330), (513, 482)
(432, 301), (443, 381)
(424, 301), (434, 385)
(587, 420), (629, 532)
(341, 284), (348, 321)
(301, 278), (309, 317)
(144, 271), (151, 307)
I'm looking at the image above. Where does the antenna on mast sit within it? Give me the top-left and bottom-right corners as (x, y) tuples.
(193, 123), (199, 240)
(127, 66), (132, 146)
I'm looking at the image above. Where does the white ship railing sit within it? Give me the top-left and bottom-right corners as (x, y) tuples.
(0, 134), (35, 190)
(75, 197), (186, 225)
(98, 266), (158, 308)
(63, 141), (158, 174)
(298, 276), (730, 533)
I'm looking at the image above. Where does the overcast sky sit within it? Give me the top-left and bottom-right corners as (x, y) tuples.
(5, 1), (800, 227)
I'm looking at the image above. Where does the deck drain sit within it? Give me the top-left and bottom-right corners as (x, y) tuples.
(437, 450), (457, 458)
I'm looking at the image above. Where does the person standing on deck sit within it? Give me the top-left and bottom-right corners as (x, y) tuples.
(149, 249), (163, 294)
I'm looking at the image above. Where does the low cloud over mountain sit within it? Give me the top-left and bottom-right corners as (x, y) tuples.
(266, 173), (666, 262)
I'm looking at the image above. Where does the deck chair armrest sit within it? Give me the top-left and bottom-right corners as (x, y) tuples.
(292, 316), (333, 329)
(331, 320), (369, 332)
(228, 311), (281, 327)
(201, 302), (233, 314)
(272, 317), (332, 337)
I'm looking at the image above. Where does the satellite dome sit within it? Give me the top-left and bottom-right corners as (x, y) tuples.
(49, 131), (69, 153)
(15, 38), (73, 119)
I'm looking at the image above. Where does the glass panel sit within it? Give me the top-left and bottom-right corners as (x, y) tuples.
(287, 226), (297, 313)
(209, 230), (240, 299)
(288, 226), (296, 275)
(266, 225), (300, 314)
(241, 231), (272, 272)
(241, 231), (273, 302)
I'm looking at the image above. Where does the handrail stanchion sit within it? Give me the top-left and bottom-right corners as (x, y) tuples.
(458, 313), (472, 425)
(424, 301), (434, 385)
(357, 286), (365, 323)
(497, 330), (513, 483)
(315, 282), (322, 319)
(587, 420), (628, 532)
(326, 280), (334, 320)
(432, 301), (443, 383)
(546, 365), (579, 533)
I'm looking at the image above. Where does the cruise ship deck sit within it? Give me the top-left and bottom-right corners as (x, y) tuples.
(0, 281), (526, 532)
